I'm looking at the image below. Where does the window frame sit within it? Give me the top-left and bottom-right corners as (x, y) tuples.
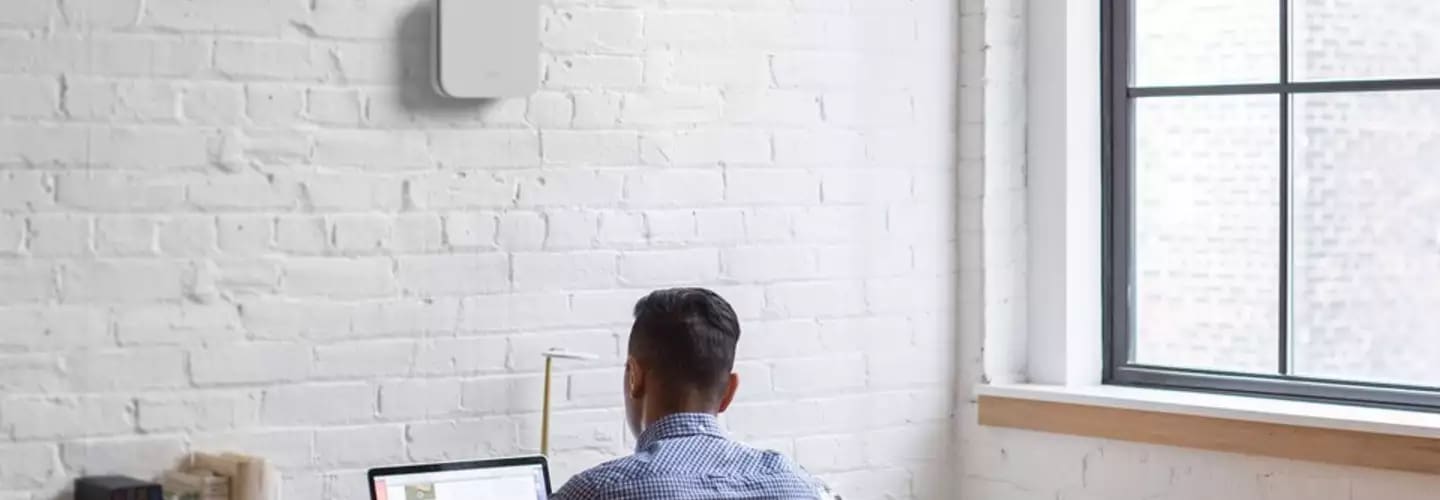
(1101, 0), (1440, 410)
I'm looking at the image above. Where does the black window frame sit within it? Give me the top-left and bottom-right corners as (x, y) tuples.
(1101, 0), (1440, 410)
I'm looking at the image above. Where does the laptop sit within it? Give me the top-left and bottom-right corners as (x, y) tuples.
(369, 456), (552, 500)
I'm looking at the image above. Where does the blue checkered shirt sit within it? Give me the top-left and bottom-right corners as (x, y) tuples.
(550, 413), (824, 500)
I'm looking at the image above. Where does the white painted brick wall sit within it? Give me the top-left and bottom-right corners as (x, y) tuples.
(0, 0), (956, 498)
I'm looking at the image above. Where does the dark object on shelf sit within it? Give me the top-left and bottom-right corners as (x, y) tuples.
(76, 476), (163, 500)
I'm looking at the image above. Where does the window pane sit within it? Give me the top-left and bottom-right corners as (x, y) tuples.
(1294, 0), (1440, 81)
(1133, 95), (1281, 373)
(1134, 0), (1280, 86)
(1292, 90), (1440, 387)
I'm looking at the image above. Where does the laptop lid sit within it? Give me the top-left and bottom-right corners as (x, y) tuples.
(368, 456), (551, 500)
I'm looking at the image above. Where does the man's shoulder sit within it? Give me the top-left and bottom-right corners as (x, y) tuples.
(574, 453), (645, 482)
(551, 454), (646, 498)
(553, 441), (823, 499)
(571, 437), (796, 475)
(730, 444), (812, 477)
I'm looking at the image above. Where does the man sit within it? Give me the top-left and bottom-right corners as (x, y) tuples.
(551, 287), (829, 500)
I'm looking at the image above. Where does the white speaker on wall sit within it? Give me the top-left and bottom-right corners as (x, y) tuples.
(433, 0), (539, 98)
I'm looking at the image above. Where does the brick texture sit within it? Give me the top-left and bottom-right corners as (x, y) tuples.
(0, 0), (958, 498)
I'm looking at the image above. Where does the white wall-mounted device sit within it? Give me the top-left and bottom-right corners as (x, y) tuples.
(433, 0), (539, 98)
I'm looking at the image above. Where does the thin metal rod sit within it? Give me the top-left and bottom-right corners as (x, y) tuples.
(541, 356), (553, 456)
(1129, 78), (1440, 98)
(1277, 0), (1292, 376)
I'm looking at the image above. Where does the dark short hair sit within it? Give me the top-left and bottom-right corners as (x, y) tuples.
(629, 288), (741, 401)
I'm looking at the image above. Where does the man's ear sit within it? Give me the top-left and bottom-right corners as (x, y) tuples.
(626, 357), (646, 400)
(717, 373), (740, 413)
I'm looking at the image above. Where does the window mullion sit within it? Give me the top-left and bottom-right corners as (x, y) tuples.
(1278, 0), (1294, 376)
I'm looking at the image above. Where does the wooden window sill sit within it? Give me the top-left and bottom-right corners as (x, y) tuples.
(977, 384), (1440, 475)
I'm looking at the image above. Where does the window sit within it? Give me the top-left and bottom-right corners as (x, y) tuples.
(1103, 0), (1440, 409)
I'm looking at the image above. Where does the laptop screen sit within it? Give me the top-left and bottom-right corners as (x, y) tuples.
(372, 463), (549, 500)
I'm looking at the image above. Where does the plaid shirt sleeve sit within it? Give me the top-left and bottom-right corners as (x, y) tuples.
(552, 464), (635, 500)
(549, 470), (602, 500)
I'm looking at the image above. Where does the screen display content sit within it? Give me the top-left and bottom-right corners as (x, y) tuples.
(372, 464), (548, 500)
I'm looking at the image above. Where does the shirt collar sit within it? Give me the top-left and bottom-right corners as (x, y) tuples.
(636, 413), (726, 449)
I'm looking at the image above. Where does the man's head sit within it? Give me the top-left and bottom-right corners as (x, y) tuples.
(623, 288), (742, 436)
